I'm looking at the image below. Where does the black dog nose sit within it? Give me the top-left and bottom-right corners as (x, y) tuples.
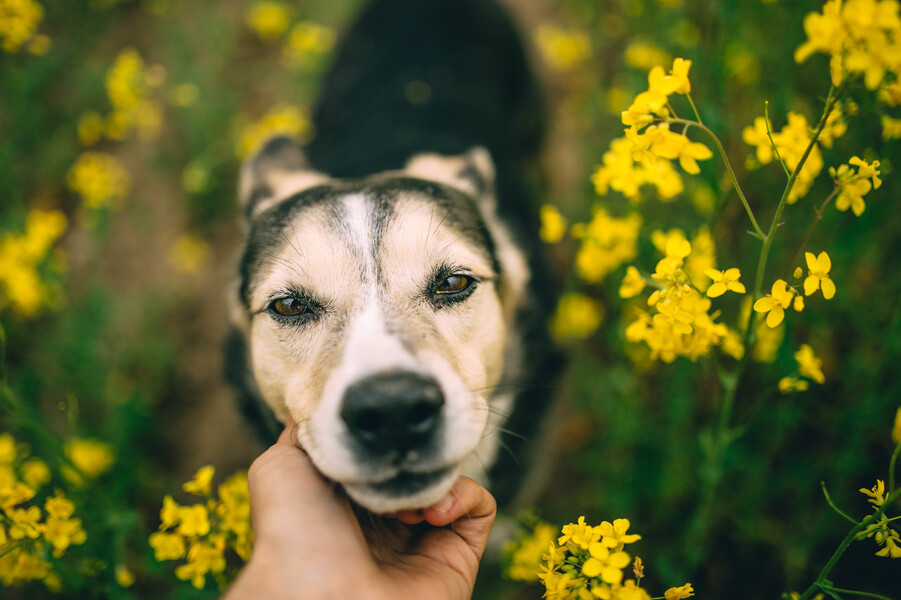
(341, 372), (444, 456)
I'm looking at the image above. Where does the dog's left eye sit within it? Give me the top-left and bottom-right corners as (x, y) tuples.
(269, 297), (309, 317)
(435, 275), (473, 295)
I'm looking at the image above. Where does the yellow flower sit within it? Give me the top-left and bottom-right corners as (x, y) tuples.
(67, 152), (132, 210)
(795, 344), (825, 384)
(150, 531), (187, 561)
(0, 433), (15, 463)
(624, 41), (671, 71)
(803, 251), (835, 299)
(559, 516), (602, 550)
(632, 556), (644, 579)
(21, 459), (50, 489)
(753, 280), (794, 327)
(860, 480), (887, 507)
(620, 266), (646, 299)
(534, 25), (591, 70)
(77, 111), (105, 147)
(176, 504), (211, 537)
(665, 583), (695, 600)
(44, 494), (75, 519)
(8, 505), (42, 539)
(704, 268), (746, 298)
(115, 564), (135, 588)
(779, 376), (809, 394)
(160, 494), (180, 530)
(504, 521), (558, 582)
(551, 293), (604, 340)
(64, 438), (114, 480)
(43, 514), (87, 556)
(581, 542), (630, 584)
(540, 204), (568, 243)
(0, 209), (67, 316)
(245, 1), (293, 42)
(0, 0), (44, 53)
(236, 105), (311, 160)
(183, 465), (215, 496)
(168, 234), (210, 274)
(598, 518), (642, 549)
(282, 21), (336, 70)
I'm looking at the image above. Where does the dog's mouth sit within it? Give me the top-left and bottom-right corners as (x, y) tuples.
(342, 466), (459, 512)
(368, 467), (453, 496)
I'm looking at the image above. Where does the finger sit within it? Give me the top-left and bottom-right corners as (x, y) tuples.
(247, 427), (371, 563)
(414, 477), (497, 569)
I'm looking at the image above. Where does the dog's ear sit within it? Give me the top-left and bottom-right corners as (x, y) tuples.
(239, 136), (331, 219)
(403, 147), (495, 196)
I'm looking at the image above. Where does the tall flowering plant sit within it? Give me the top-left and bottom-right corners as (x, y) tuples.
(530, 0), (901, 597)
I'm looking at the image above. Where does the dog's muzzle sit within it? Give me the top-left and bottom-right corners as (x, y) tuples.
(340, 371), (444, 461)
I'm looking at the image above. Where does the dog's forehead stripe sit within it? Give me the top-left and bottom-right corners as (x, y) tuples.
(240, 178), (498, 308)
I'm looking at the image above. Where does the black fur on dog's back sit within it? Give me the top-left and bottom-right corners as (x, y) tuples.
(230, 0), (563, 507)
(306, 0), (544, 177)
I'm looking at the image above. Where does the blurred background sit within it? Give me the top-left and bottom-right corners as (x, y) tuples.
(1, 0), (899, 598)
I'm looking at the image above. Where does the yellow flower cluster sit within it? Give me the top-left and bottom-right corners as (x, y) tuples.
(78, 47), (164, 144)
(590, 137), (684, 202)
(830, 156), (881, 216)
(150, 466), (252, 589)
(623, 41), (671, 72)
(778, 344), (826, 394)
(168, 234), (211, 275)
(236, 105), (312, 160)
(535, 516), (692, 600)
(504, 520), (558, 582)
(0, 0), (47, 54)
(0, 209), (66, 316)
(742, 110), (843, 203)
(551, 293), (604, 341)
(283, 21), (336, 70)
(245, 0), (293, 41)
(592, 59), (710, 204)
(540, 204), (568, 244)
(66, 151), (132, 210)
(860, 480), (901, 558)
(61, 437), (115, 485)
(0, 433), (86, 590)
(754, 250), (835, 330)
(572, 208), (642, 284)
(795, 0), (901, 90)
(535, 25), (591, 71)
(244, 1), (335, 71)
(623, 235), (744, 363)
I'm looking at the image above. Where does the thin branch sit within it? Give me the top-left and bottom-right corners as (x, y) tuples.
(765, 101), (791, 178)
(668, 117), (766, 239)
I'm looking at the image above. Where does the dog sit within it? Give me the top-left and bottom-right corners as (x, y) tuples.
(226, 0), (562, 513)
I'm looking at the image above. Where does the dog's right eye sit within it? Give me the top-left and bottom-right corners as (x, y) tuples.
(269, 297), (309, 317)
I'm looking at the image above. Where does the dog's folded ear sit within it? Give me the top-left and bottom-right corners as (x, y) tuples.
(403, 147), (495, 197)
(239, 136), (331, 219)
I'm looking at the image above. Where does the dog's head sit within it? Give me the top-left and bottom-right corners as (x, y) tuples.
(232, 137), (528, 512)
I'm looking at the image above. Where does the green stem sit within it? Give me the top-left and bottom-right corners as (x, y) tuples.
(668, 117), (766, 239)
(765, 101), (791, 179)
(796, 489), (901, 600)
(787, 185), (841, 278)
(821, 481), (859, 525)
(686, 92), (704, 125)
(818, 585), (895, 600)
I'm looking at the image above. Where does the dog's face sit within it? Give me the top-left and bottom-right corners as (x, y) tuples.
(234, 139), (527, 512)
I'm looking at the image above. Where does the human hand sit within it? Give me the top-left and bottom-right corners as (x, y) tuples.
(222, 425), (496, 600)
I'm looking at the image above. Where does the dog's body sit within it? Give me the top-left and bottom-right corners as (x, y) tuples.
(227, 0), (561, 512)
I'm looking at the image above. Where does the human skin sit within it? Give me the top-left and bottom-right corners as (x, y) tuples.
(222, 425), (496, 600)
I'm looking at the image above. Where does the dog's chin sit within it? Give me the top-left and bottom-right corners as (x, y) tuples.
(342, 466), (460, 513)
